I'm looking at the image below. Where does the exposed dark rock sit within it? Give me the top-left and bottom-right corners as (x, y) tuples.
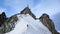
(20, 6), (36, 19)
(7, 15), (18, 23)
(0, 12), (18, 33)
(0, 12), (7, 34)
(4, 15), (18, 33)
(0, 12), (7, 26)
(39, 13), (60, 34)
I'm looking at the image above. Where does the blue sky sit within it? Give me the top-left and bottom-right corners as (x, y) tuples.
(0, 0), (60, 31)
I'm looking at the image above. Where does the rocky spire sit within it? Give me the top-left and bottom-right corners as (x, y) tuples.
(20, 6), (30, 14)
(20, 6), (36, 19)
(39, 13), (60, 34)
(0, 12), (7, 26)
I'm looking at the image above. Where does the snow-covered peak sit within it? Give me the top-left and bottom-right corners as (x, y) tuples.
(5, 14), (52, 34)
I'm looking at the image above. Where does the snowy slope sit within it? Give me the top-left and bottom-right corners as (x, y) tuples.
(5, 14), (52, 34)
(58, 31), (60, 33)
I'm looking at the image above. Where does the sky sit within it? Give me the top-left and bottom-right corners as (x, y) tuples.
(0, 0), (60, 31)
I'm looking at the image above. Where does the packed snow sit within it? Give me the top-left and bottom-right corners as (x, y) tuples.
(58, 31), (60, 33)
(5, 14), (52, 34)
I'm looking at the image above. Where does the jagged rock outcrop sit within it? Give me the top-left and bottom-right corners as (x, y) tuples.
(20, 6), (36, 19)
(0, 12), (18, 34)
(0, 12), (7, 26)
(4, 15), (18, 33)
(0, 12), (7, 34)
(39, 13), (60, 34)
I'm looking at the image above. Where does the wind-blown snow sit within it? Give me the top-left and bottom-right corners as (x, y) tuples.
(5, 14), (52, 34)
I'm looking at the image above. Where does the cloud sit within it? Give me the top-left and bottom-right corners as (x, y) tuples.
(0, 8), (6, 14)
(2, 0), (33, 17)
(52, 13), (60, 30)
(31, 0), (60, 18)
(4, 0), (33, 10)
(30, 0), (60, 31)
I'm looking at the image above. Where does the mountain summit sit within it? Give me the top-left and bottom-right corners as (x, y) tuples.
(0, 7), (60, 34)
(20, 6), (36, 19)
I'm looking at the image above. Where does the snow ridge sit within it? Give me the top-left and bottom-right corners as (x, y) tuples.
(5, 14), (52, 34)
